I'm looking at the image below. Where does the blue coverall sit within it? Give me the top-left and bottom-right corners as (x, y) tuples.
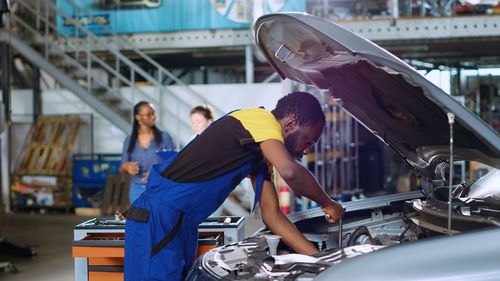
(124, 151), (265, 280)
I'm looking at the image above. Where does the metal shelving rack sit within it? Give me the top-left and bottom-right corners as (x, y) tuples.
(311, 103), (360, 196)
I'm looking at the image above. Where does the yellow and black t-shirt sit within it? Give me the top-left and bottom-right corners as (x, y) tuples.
(161, 107), (283, 183)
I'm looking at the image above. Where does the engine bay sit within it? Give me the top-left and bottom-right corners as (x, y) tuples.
(187, 171), (500, 280)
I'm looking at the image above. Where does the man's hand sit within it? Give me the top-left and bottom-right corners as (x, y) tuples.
(321, 200), (344, 223)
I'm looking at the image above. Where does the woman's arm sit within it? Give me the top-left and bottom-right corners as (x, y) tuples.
(119, 135), (138, 175)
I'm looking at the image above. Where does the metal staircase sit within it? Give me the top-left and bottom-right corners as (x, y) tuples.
(1, 0), (221, 143)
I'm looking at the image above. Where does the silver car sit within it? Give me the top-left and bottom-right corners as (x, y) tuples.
(186, 12), (500, 281)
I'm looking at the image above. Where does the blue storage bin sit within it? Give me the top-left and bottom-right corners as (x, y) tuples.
(72, 154), (121, 207)
(73, 154), (121, 184)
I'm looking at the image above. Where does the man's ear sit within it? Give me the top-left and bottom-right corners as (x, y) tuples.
(283, 116), (297, 133)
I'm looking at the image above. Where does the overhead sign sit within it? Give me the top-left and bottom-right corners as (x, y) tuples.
(57, 0), (305, 36)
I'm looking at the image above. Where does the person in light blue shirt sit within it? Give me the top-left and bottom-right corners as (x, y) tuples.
(119, 101), (174, 203)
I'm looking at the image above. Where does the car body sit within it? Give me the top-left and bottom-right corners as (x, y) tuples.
(456, 1), (476, 14)
(186, 12), (500, 281)
(456, 0), (500, 15)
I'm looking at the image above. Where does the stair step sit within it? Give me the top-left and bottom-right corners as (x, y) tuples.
(95, 95), (122, 107)
(91, 87), (108, 94)
(51, 56), (85, 68)
(68, 71), (87, 80)
(118, 108), (131, 118)
(104, 97), (122, 105)
(62, 64), (81, 73)
(49, 54), (68, 64)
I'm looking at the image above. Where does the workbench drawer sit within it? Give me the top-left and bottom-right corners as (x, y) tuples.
(89, 271), (123, 281)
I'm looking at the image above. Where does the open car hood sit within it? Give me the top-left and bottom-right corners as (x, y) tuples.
(254, 13), (500, 179)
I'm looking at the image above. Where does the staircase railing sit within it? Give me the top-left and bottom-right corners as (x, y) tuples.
(12, 0), (214, 145)
(61, 0), (222, 113)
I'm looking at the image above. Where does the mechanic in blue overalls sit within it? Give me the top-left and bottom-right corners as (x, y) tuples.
(124, 92), (345, 281)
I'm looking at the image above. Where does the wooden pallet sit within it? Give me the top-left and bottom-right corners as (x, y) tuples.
(101, 174), (131, 216)
(16, 115), (82, 176)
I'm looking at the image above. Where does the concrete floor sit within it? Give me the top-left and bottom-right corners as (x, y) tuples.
(0, 213), (264, 280)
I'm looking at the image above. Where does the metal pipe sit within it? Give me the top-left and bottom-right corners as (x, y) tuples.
(91, 113), (94, 156)
(115, 56), (120, 87)
(131, 70), (135, 121)
(176, 95), (180, 149)
(314, 141), (319, 183)
(0, 128), (10, 212)
(157, 71), (162, 128)
(245, 45), (253, 84)
(340, 110), (345, 191)
(35, 0), (40, 31)
(332, 105), (337, 195)
(44, 0), (48, 59)
(354, 121), (359, 190)
(326, 105), (332, 193)
(1, 43), (10, 123)
(321, 107), (326, 188)
(447, 112), (455, 236)
(75, 5), (80, 61)
(86, 36), (91, 94)
(347, 112), (351, 190)
(391, 0), (399, 19)
(32, 65), (41, 122)
(444, 0), (455, 16)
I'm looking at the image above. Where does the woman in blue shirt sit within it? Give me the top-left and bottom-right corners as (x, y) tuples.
(119, 101), (174, 203)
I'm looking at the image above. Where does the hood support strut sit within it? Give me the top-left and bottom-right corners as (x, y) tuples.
(447, 112), (455, 236)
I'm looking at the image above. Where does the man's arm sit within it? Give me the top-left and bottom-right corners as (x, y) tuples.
(260, 139), (344, 223)
(251, 176), (319, 255)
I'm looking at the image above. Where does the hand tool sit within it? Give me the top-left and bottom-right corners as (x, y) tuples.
(338, 218), (343, 248)
(324, 214), (343, 248)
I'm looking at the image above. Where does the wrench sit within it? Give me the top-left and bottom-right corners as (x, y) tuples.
(324, 214), (343, 248)
(338, 218), (343, 248)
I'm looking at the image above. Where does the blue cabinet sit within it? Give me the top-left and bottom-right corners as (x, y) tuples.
(72, 154), (121, 207)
